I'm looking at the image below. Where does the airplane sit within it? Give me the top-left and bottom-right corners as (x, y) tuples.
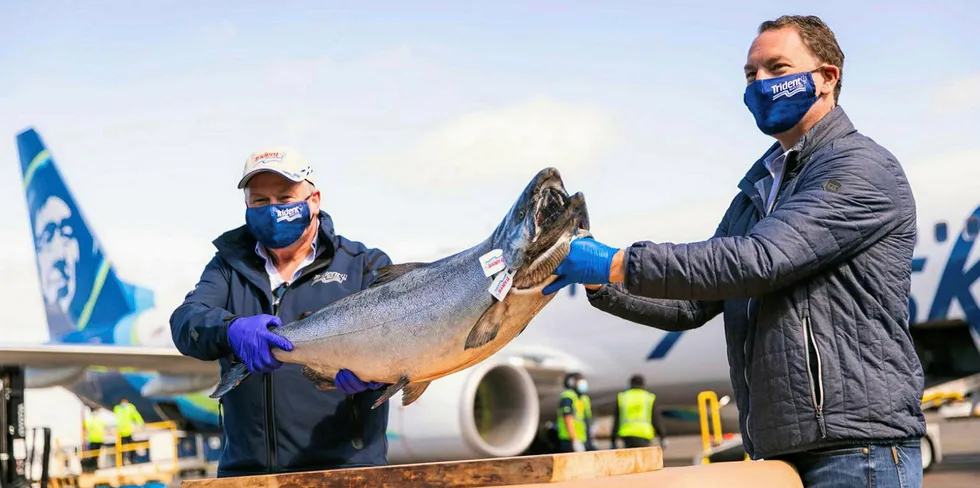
(1, 127), (978, 467)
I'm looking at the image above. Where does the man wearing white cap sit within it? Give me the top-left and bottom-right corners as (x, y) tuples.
(170, 146), (394, 477)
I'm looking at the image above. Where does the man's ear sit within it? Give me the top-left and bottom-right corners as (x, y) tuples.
(817, 65), (840, 98)
(309, 189), (321, 214)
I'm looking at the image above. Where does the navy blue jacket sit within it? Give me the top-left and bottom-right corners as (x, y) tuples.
(588, 106), (926, 459)
(169, 211), (392, 477)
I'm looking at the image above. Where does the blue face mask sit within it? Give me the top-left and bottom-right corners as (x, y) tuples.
(576, 380), (589, 394)
(743, 70), (820, 136)
(246, 197), (313, 249)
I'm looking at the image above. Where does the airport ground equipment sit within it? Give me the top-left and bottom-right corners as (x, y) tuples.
(179, 446), (806, 487)
(694, 391), (748, 465)
(48, 420), (182, 488)
(1, 366), (30, 488)
(693, 388), (951, 472)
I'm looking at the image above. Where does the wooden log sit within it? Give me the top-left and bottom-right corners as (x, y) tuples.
(181, 447), (662, 488)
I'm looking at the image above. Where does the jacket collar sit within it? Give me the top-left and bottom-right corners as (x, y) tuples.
(737, 105), (856, 207)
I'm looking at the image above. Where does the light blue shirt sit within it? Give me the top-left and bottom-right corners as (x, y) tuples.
(255, 235), (318, 290)
(757, 147), (794, 215)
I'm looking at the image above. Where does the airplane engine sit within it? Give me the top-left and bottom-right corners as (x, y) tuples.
(386, 359), (540, 464)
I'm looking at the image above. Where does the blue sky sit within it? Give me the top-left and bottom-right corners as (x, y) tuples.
(0, 1), (978, 443)
(1, 0), (977, 327)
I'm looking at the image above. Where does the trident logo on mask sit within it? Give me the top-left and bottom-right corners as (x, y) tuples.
(770, 75), (808, 100)
(275, 206), (303, 223)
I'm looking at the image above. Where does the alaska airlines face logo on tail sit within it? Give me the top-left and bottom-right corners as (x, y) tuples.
(34, 196), (80, 314)
(771, 76), (807, 100)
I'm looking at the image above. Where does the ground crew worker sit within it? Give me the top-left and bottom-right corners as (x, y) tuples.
(82, 406), (106, 472)
(543, 14), (926, 487)
(170, 147), (393, 478)
(113, 398), (143, 464)
(611, 375), (666, 449)
(556, 372), (594, 453)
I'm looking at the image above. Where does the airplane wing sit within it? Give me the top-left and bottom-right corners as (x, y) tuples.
(0, 344), (219, 375)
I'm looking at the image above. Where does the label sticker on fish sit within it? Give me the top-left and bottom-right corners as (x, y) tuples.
(479, 249), (507, 277)
(489, 269), (515, 301)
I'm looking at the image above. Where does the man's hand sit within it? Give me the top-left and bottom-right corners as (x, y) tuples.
(572, 440), (586, 452)
(335, 369), (385, 395)
(542, 237), (623, 295)
(228, 314), (294, 373)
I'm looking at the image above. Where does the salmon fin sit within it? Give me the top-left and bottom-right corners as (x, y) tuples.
(372, 376), (409, 409)
(465, 304), (503, 350)
(210, 362), (249, 398)
(302, 366), (335, 390)
(369, 262), (427, 288)
(401, 381), (432, 406)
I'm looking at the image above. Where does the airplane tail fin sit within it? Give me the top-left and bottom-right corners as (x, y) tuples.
(16, 128), (153, 345)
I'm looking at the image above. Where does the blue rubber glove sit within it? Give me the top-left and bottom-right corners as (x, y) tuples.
(542, 237), (619, 295)
(335, 369), (385, 395)
(227, 314), (294, 374)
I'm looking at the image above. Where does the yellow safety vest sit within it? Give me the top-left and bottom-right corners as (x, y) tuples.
(84, 416), (106, 444)
(113, 403), (144, 437)
(556, 389), (589, 441)
(617, 389), (656, 440)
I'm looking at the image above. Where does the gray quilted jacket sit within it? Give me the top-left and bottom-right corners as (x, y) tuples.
(587, 106), (926, 459)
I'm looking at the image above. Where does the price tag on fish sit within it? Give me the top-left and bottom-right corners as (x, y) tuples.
(488, 269), (515, 301)
(479, 249), (507, 277)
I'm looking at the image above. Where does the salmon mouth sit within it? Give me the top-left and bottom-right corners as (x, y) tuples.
(511, 191), (590, 291)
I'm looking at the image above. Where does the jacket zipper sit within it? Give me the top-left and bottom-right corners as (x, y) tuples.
(803, 309), (827, 438)
(266, 283), (287, 473)
(742, 298), (754, 450)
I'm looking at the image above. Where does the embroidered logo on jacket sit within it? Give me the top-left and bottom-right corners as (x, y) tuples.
(313, 271), (348, 285)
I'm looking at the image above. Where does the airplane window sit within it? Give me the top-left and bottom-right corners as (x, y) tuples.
(967, 217), (979, 239)
(935, 222), (947, 243)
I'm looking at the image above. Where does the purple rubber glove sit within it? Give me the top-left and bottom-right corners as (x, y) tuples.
(228, 314), (294, 374)
(335, 369), (385, 395)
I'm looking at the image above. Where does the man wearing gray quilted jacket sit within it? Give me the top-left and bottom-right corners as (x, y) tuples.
(543, 15), (926, 488)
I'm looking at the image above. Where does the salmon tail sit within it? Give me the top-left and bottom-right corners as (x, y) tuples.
(209, 362), (250, 398)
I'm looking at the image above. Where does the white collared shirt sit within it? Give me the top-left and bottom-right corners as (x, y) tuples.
(255, 235), (318, 291)
(761, 147), (793, 215)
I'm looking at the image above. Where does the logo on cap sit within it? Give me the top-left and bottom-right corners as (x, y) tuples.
(252, 151), (286, 167)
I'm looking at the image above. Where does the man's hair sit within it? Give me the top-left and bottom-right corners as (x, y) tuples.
(758, 15), (845, 103)
(629, 374), (644, 388)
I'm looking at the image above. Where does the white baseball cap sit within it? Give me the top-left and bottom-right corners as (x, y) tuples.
(237, 146), (316, 189)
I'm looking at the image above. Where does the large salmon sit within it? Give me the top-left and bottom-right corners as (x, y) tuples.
(211, 167), (590, 409)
